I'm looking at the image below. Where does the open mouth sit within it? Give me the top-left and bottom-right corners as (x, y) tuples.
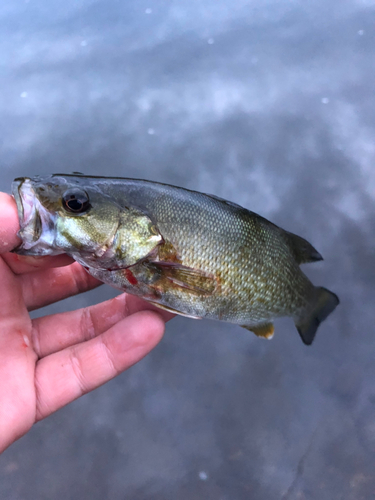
(12, 178), (40, 252)
(11, 178), (58, 256)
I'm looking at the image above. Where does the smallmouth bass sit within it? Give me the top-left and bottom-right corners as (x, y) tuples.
(12, 174), (339, 345)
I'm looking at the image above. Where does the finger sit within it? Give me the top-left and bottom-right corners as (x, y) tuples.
(32, 293), (175, 358)
(0, 255), (29, 320)
(20, 262), (102, 311)
(34, 310), (165, 421)
(0, 193), (21, 253)
(0, 258), (37, 452)
(2, 252), (74, 275)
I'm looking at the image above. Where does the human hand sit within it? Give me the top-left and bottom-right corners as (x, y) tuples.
(0, 192), (174, 454)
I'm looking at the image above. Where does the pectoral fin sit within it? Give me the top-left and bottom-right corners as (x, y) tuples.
(241, 323), (275, 339)
(151, 262), (217, 295)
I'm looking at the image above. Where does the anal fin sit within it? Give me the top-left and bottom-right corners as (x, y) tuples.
(241, 323), (275, 340)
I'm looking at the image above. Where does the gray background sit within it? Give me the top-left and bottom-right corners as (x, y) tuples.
(1, 0), (375, 498)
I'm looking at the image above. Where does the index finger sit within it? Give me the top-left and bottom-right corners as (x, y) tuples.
(0, 192), (21, 253)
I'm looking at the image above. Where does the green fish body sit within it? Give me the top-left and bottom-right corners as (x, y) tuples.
(12, 174), (339, 344)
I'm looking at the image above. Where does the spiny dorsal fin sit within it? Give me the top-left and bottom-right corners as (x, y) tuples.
(284, 231), (323, 264)
(241, 323), (275, 339)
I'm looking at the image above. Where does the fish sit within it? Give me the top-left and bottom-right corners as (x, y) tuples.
(11, 174), (339, 345)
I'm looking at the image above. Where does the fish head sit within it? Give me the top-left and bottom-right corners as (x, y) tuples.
(12, 175), (163, 269)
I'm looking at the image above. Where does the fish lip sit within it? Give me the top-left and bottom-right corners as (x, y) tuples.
(12, 178), (37, 252)
(12, 178), (26, 223)
(11, 177), (59, 256)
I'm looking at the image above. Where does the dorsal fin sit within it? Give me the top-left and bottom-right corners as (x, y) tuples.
(283, 231), (323, 264)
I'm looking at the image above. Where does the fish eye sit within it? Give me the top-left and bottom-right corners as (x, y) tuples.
(62, 188), (91, 214)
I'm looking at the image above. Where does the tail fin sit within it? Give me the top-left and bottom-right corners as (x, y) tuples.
(295, 287), (340, 345)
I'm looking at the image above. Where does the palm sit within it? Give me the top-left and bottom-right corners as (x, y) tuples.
(0, 193), (173, 453)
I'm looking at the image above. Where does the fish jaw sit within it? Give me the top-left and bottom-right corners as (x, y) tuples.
(12, 178), (62, 256)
